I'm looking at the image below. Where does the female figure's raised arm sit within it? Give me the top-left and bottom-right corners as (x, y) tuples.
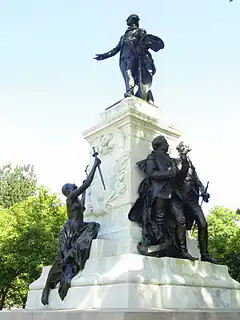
(68, 157), (101, 201)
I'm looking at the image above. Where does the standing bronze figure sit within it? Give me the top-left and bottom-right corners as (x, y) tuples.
(176, 142), (217, 263)
(94, 14), (164, 104)
(41, 155), (102, 305)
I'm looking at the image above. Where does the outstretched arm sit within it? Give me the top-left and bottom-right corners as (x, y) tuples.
(175, 156), (190, 182)
(68, 157), (101, 201)
(80, 187), (86, 209)
(94, 39), (121, 60)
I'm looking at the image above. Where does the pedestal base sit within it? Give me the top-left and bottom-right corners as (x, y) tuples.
(2, 309), (240, 320)
(26, 242), (240, 310)
(26, 282), (240, 310)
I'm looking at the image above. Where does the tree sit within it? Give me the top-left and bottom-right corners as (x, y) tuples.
(0, 164), (37, 208)
(0, 188), (66, 309)
(207, 206), (240, 282)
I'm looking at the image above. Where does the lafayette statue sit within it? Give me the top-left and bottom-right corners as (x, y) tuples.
(94, 14), (164, 104)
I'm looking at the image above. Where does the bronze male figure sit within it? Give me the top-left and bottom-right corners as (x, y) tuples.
(176, 142), (217, 263)
(94, 14), (164, 104)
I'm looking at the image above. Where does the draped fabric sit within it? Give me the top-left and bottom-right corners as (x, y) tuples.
(134, 34), (164, 86)
(45, 220), (100, 299)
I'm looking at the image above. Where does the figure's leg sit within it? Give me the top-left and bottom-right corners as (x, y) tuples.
(41, 258), (63, 305)
(154, 198), (167, 243)
(120, 58), (136, 97)
(58, 263), (73, 301)
(135, 83), (148, 101)
(147, 90), (154, 104)
(187, 199), (217, 263)
(170, 195), (197, 261)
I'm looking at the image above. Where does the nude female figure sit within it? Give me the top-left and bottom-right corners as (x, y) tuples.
(41, 155), (101, 304)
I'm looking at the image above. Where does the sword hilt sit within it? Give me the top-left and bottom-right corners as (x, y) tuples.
(91, 146), (106, 191)
(92, 147), (99, 158)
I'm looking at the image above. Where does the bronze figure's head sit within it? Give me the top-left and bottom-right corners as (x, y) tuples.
(62, 183), (78, 197)
(152, 135), (169, 153)
(126, 14), (140, 27)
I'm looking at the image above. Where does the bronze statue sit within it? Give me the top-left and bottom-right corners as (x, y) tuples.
(129, 135), (197, 261)
(41, 155), (102, 305)
(176, 142), (217, 263)
(94, 14), (164, 104)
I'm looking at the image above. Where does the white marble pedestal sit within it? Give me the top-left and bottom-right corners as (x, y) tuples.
(26, 239), (240, 310)
(26, 97), (240, 312)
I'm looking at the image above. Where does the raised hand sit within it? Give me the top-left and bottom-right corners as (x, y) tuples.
(94, 54), (105, 61)
(201, 192), (210, 203)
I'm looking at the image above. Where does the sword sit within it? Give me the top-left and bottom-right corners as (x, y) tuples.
(92, 147), (106, 190)
(200, 181), (209, 207)
(191, 181), (209, 235)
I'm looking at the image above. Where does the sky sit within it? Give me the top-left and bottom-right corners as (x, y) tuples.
(0, 0), (239, 213)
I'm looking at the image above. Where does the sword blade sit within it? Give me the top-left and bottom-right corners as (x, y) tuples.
(97, 165), (106, 190)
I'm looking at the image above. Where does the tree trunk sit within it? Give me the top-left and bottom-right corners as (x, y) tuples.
(0, 288), (8, 310)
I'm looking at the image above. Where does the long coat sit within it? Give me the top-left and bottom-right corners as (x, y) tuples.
(102, 29), (164, 86)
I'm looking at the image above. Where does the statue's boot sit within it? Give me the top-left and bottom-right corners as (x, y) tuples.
(137, 242), (149, 255)
(199, 228), (217, 264)
(177, 224), (198, 261)
(124, 89), (134, 98)
(201, 255), (218, 264)
(181, 252), (198, 261)
(147, 90), (154, 104)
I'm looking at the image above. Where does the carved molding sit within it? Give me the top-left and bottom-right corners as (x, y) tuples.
(105, 150), (130, 207)
(85, 127), (130, 214)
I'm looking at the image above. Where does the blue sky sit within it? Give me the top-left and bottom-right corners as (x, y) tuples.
(0, 0), (239, 212)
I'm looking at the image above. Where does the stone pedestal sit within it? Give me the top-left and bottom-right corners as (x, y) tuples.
(82, 97), (183, 255)
(26, 97), (240, 312)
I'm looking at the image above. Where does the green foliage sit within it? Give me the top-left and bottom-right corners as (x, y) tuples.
(0, 188), (66, 309)
(207, 206), (240, 282)
(0, 164), (66, 309)
(0, 164), (37, 208)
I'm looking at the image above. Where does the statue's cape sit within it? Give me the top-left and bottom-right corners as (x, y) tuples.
(128, 178), (149, 226)
(144, 34), (165, 52)
(136, 159), (148, 173)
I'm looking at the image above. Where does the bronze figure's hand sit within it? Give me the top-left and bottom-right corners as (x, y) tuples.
(94, 54), (105, 61)
(201, 192), (210, 203)
(177, 142), (191, 159)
